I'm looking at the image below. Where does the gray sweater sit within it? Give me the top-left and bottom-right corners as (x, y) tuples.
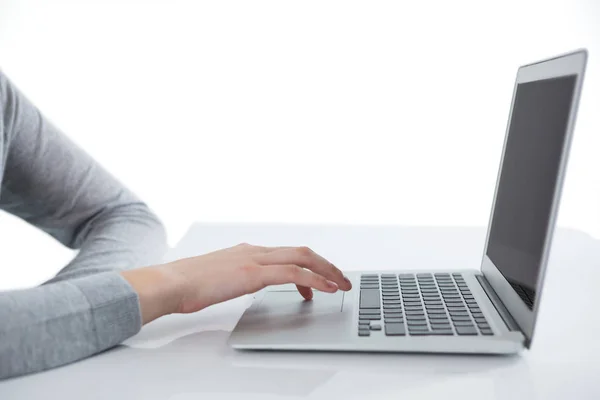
(0, 70), (168, 379)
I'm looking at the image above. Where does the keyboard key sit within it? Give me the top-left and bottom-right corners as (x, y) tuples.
(383, 305), (402, 310)
(358, 320), (370, 325)
(360, 314), (381, 320)
(405, 306), (424, 311)
(426, 309), (447, 314)
(442, 294), (460, 299)
(358, 329), (371, 336)
(400, 287), (419, 292)
(474, 317), (487, 323)
(406, 319), (427, 325)
(471, 312), (484, 318)
(480, 328), (494, 335)
(425, 305), (445, 310)
(430, 319), (450, 325)
(370, 323), (382, 331)
(402, 294), (420, 298)
(385, 317), (404, 323)
(453, 320), (474, 327)
(360, 284), (380, 289)
(448, 311), (469, 317)
(385, 323), (406, 336)
(404, 301), (422, 306)
(431, 325), (452, 331)
(456, 326), (478, 335)
(409, 331), (433, 336)
(477, 323), (490, 329)
(408, 322), (429, 329)
(406, 311), (424, 316)
(359, 309), (381, 315)
(383, 301), (401, 305)
(360, 289), (380, 309)
(401, 290), (419, 294)
(428, 330), (454, 335)
(446, 307), (467, 312)
(451, 317), (472, 323)
(385, 318), (404, 323)
(384, 311), (403, 317)
(428, 313), (449, 319)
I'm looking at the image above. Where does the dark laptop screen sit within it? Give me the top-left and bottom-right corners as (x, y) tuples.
(486, 75), (577, 310)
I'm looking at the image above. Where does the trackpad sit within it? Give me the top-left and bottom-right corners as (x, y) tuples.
(230, 290), (350, 345)
(259, 290), (344, 315)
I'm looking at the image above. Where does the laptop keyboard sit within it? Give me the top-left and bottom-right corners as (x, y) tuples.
(357, 273), (494, 337)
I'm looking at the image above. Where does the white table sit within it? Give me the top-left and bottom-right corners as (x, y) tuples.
(2, 223), (600, 399)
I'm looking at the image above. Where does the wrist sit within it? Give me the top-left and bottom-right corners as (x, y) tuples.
(121, 264), (182, 325)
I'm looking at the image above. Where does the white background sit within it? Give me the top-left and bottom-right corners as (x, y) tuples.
(0, 0), (598, 290)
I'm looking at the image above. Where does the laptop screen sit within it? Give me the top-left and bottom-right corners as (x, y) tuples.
(486, 75), (577, 310)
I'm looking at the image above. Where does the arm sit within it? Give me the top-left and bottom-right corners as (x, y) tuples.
(0, 70), (167, 379)
(0, 70), (352, 380)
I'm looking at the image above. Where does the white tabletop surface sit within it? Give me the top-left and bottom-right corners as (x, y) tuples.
(2, 223), (600, 399)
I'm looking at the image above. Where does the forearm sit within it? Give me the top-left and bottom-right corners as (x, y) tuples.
(0, 272), (141, 380)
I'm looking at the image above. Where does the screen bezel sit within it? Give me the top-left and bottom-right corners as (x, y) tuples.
(480, 49), (587, 347)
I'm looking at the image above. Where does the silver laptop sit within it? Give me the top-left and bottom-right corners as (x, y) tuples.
(228, 50), (588, 354)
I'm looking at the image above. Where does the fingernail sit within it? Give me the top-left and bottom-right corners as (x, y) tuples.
(326, 280), (339, 290)
(343, 276), (352, 289)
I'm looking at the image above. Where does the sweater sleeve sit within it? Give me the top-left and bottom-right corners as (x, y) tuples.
(0, 70), (168, 379)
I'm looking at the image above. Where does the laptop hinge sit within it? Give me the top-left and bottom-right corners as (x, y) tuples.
(476, 274), (521, 333)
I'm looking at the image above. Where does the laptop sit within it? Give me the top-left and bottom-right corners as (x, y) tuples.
(228, 49), (588, 354)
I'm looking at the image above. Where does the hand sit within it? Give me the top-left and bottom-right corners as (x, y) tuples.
(122, 243), (352, 324)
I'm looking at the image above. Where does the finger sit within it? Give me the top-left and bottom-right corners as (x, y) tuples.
(255, 247), (352, 291)
(296, 285), (313, 301)
(259, 264), (339, 293)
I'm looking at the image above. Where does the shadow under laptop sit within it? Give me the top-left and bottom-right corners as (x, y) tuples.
(2, 316), (536, 400)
